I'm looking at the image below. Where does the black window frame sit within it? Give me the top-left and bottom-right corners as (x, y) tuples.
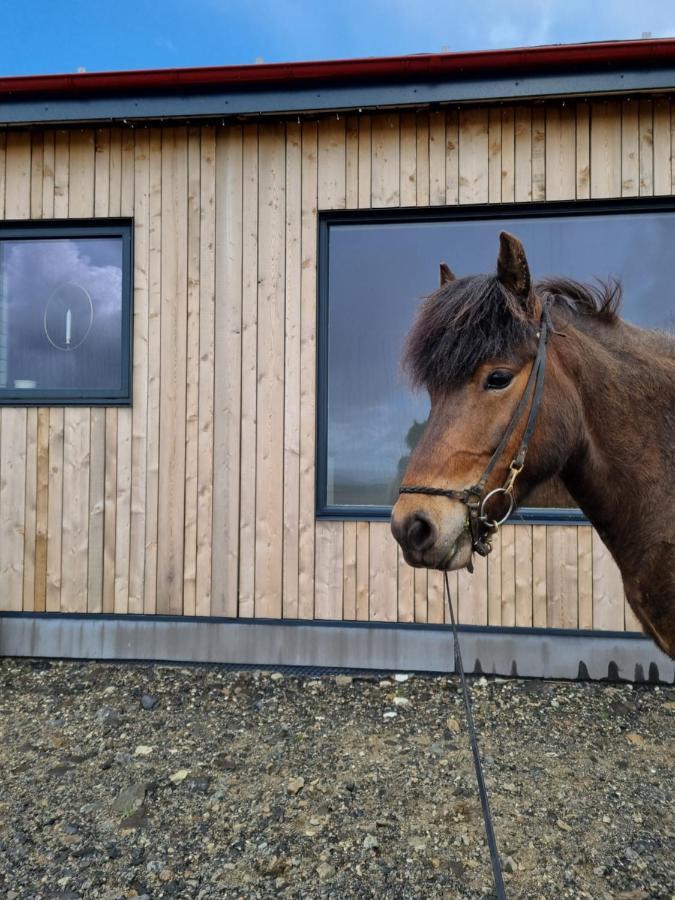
(0, 218), (133, 406)
(316, 195), (675, 525)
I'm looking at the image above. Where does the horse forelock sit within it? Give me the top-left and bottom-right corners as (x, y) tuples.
(403, 273), (623, 390)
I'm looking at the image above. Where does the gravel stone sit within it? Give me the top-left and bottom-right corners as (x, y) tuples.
(0, 658), (673, 899)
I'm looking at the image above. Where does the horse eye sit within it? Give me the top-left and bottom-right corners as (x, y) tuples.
(485, 370), (514, 390)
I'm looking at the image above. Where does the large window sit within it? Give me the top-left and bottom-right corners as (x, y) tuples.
(318, 199), (675, 521)
(0, 221), (132, 405)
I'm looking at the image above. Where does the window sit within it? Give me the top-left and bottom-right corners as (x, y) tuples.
(317, 199), (675, 521)
(0, 221), (132, 405)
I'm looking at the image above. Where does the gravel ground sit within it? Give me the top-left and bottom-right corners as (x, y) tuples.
(0, 659), (673, 900)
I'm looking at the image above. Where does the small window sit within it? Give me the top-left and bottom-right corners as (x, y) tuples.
(317, 199), (675, 522)
(0, 221), (132, 405)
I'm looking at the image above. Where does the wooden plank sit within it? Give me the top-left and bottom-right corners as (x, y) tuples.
(182, 127), (201, 617)
(1, 135), (30, 611)
(500, 524), (516, 627)
(429, 110), (446, 205)
(458, 554), (488, 626)
(653, 98), (671, 196)
(397, 547), (415, 623)
(128, 128), (151, 614)
(445, 110), (459, 204)
(514, 107), (532, 202)
(414, 567), (428, 623)
(577, 525), (593, 629)
(592, 529), (624, 631)
(61, 409), (91, 612)
(46, 409), (64, 612)
(315, 521), (343, 619)
(590, 102), (621, 198)
(144, 128), (162, 613)
(113, 409), (131, 615)
(87, 409), (105, 613)
(94, 128), (110, 217)
(0, 409), (27, 610)
(30, 132), (43, 218)
(88, 129), (110, 615)
(60, 131), (95, 614)
(298, 123), (318, 619)
(195, 126), (216, 617)
(355, 521), (370, 621)
(531, 108), (546, 201)
(514, 525), (533, 627)
(399, 112), (417, 207)
(487, 528), (502, 626)
(500, 108), (515, 203)
(113, 130), (135, 614)
(317, 117), (346, 209)
(212, 125), (244, 617)
(416, 113), (430, 206)
(0, 130), (7, 217)
(427, 570), (444, 625)
(345, 115), (359, 208)
(639, 99), (654, 196)
(532, 525), (547, 628)
(42, 132), (55, 218)
(54, 130), (69, 217)
(357, 116), (371, 209)
(238, 125), (259, 618)
(157, 127), (188, 614)
(371, 113), (400, 207)
(343, 522), (357, 620)
(546, 526), (578, 629)
(369, 522), (397, 622)
(102, 409), (117, 613)
(34, 409), (50, 612)
(576, 103), (590, 200)
(283, 123), (302, 618)
(459, 108), (489, 204)
(108, 128), (122, 216)
(255, 123), (286, 619)
(621, 99), (639, 197)
(488, 108), (502, 203)
(5, 131), (31, 218)
(545, 105), (575, 201)
(23, 135), (44, 610)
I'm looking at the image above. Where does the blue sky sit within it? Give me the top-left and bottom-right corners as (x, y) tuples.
(4, 0), (675, 76)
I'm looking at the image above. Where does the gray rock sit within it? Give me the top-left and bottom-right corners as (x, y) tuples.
(141, 694), (158, 710)
(95, 706), (121, 727)
(112, 781), (150, 816)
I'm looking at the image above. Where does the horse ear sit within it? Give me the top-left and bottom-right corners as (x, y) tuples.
(439, 262), (455, 286)
(497, 232), (531, 300)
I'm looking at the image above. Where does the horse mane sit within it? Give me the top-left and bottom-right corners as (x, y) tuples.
(403, 274), (622, 390)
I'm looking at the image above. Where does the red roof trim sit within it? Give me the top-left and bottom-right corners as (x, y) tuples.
(1, 39), (675, 98)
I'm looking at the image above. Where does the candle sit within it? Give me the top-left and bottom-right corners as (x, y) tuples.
(65, 308), (72, 347)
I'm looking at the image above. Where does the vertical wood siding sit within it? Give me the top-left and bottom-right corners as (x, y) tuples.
(0, 98), (671, 631)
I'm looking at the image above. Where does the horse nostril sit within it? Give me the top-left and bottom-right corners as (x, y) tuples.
(406, 513), (437, 553)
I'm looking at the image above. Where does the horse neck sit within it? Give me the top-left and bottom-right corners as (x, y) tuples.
(553, 315), (674, 577)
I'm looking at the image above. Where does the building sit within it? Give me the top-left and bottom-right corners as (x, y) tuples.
(0, 39), (673, 680)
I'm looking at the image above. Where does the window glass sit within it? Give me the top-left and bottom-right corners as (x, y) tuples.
(323, 209), (675, 514)
(0, 231), (128, 402)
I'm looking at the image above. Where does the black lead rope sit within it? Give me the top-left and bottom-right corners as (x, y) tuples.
(444, 571), (507, 900)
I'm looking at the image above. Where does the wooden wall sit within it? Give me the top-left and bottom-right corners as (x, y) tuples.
(0, 97), (671, 630)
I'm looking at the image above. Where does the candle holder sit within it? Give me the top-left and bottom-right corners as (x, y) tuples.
(43, 281), (94, 352)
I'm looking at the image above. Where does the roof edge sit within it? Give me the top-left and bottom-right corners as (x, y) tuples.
(2, 38), (675, 98)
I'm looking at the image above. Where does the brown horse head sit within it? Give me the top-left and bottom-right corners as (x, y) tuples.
(391, 231), (617, 570)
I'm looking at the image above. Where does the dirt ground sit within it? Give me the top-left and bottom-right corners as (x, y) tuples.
(0, 658), (673, 899)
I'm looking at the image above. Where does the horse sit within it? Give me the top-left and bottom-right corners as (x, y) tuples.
(391, 232), (675, 659)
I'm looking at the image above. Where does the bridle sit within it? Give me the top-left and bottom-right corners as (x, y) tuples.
(399, 301), (552, 560)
